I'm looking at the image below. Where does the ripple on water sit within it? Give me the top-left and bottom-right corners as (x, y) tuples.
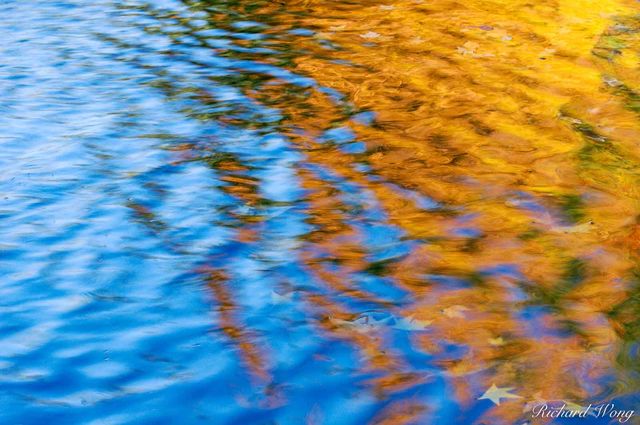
(4, 0), (640, 424)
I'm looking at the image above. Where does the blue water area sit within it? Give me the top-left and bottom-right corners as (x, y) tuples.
(0, 1), (436, 423)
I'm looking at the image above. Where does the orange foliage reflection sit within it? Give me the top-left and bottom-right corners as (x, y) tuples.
(184, 0), (640, 422)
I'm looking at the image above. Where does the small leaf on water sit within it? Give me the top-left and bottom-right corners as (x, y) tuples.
(457, 41), (480, 56)
(550, 222), (593, 234)
(360, 31), (381, 39)
(393, 315), (432, 331)
(271, 291), (293, 304)
(539, 48), (556, 59)
(442, 305), (469, 318)
(330, 314), (390, 333)
(488, 336), (505, 346)
(478, 384), (522, 406)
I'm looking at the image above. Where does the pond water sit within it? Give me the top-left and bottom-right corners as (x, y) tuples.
(2, 0), (640, 424)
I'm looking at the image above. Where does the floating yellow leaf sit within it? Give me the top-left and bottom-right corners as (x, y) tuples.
(442, 305), (469, 319)
(488, 337), (506, 346)
(360, 31), (381, 39)
(478, 384), (523, 406)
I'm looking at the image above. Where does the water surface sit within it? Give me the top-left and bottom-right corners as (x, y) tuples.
(2, 0), (640, 424)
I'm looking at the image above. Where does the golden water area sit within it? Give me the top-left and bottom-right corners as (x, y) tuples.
(198, 0), (640, 423)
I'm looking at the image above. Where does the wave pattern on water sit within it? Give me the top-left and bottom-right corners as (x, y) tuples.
(3, 0), (640, 424)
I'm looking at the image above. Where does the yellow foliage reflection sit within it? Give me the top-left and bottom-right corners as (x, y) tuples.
(185, 0), (640, 422)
